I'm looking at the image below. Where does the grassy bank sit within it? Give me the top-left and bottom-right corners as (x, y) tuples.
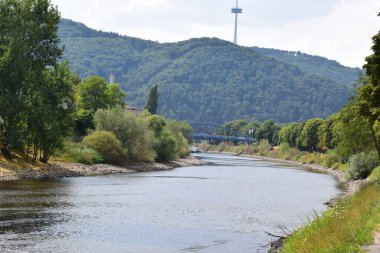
(282, 183), (380, 253)
(197, 143), (380, 252)
(198, 142), (348, 172)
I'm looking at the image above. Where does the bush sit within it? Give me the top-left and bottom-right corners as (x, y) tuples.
(369, 166), (380, 181)
(258, 139), (270, 155)
(348, 151), (380, 180)
(322, 153), (341, 168)
(94, 108), (156, 162)
(83, 131), (128, 165)
(299, 152), (322, 164)
(155, 129), (178, 162)
(61, 142), (103, 165)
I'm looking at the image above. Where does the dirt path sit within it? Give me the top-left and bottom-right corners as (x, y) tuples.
(363, 232), (380, 252)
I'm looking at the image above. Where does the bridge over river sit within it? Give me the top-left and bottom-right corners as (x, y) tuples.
(190, 124), (256, 144)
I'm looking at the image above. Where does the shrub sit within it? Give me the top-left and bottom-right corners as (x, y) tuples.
(322, 153), (341, 168)
(369, 166), (380, 181)
(61, 142), (103, 165)
(348, 151), (380, 180)
(258, 139), (270, 155)
(83, 131), (128, 165)
(299, 152), (322, 164)
(94, 108), (156, 162)
(155, 129), (178, 162)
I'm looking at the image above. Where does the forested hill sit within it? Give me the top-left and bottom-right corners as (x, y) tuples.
(252, 47), (361, 87)
(59, 18), (353, 124)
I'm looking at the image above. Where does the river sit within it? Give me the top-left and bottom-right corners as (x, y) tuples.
(0, 153), (341, 253)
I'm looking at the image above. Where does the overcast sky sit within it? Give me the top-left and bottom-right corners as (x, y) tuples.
(51, 0), (380, 68)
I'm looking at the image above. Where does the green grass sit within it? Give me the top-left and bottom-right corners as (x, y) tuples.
(281, 183), (380, 253)
(57, 142), (103, 165)
(369, 166), (380, 181)
(198, 143), (346, 171)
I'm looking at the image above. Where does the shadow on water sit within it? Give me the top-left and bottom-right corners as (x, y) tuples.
(0, 180), (72, 235)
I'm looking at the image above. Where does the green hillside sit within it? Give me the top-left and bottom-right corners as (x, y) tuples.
(59, 19), (353, 124)
(252, 47), (361, 87)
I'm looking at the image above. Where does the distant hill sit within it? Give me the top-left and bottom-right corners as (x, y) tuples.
(59, 19), (354, 124)
(252, 47), (361, 87)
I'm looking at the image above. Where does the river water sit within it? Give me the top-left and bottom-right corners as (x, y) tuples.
(0, 153), (341, 253)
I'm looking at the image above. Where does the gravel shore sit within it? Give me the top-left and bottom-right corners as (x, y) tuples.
(0, 156), (209, 182)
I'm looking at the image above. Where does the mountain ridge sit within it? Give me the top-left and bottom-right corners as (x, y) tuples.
(58, 18), (355, 124)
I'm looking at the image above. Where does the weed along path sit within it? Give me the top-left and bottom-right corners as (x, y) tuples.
(0, 153), (341, 253)
(363, 233), (380, 252)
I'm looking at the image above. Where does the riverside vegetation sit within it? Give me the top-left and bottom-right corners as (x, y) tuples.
(0, 0), (191, 169)
(198, 29), (380, 253)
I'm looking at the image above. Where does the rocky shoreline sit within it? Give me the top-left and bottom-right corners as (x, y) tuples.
(0, 156), (209, 182)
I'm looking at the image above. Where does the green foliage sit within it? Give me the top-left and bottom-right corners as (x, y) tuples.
(147, 114), (190, 161)
(369, 166), (380, 181)
(166, 120), (193, 144)
(279, 122), (300, 147)
(282, 184), (380, 253)
(59, 20), (352, 124)
(83, 131), (128, 165)
(317, 114), (338, 151)
(155, 128), (178, 162)
(252, 47), (361, 87)
(297, 118), (324, 151)
(322, 151), (342, 168)
(94, 108), (156, 162)
(144, 85), (159, 115)
(0, 0), (75, 162)
(258, 139), (270, 155)
(75, 76), (126, 135)
(333, 102), (375, 161)
(347, 151), (380, 180)
(255, 120), (281, 145)
(358, 31), (380, 160)
(61, 142), (103, 165)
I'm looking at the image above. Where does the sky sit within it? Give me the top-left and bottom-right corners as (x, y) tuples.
(51, 0), (380, 68)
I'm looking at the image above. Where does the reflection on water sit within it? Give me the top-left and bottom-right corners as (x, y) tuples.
(0, 153), (341, 253)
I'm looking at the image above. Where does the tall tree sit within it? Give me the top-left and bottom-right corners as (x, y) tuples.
(358, 30), (380, 159)
(75, 76), (126, 135)
(144, 85), (159, 114)
(0, 0), (63, 158)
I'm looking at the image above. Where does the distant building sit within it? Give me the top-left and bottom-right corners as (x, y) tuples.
(125, 105), (143, 114)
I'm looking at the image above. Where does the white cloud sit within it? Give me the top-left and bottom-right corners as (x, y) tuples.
(51, 0), (380, 67)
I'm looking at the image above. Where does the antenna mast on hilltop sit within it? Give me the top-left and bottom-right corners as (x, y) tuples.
(231, 0), (243, 44)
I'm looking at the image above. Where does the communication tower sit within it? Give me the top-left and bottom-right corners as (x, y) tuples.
(231, 0), (243, 44)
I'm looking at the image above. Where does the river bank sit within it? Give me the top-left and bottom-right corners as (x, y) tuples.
(0, 156), (208, 182)
(201, 148), (379, 252)
(207, 150), (368, 203)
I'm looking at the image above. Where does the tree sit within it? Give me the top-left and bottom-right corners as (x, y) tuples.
(106, 83), (126, 108)
(144, 85), (159, 114)
(24, 62), (76, 162)
(333, 101), (375, 161)
(279, 122), (300, 147)
(78, 76), (109, 113)
(75, 76), (126, 135)
(358, 31), (380, 160)
(297, 118), (324, 151)
(255, 120), (281, 145)
(317, 114), (338, 151)
(0, 0), (67, 160)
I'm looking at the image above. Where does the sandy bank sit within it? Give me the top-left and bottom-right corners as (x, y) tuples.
(0, 156), (209, 182)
